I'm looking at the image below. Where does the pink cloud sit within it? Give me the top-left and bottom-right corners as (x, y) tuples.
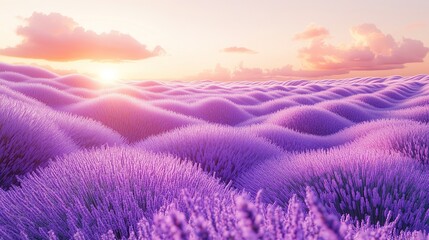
(194, 24), (428, 80)
(298, 23), (428, 72)
(294, 25), (329, 40)
(190, 64), (232, 81)
(222, 47), (257, 54)
(0, 12), (164, 61)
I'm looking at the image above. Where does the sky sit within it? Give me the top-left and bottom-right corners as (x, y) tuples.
(0, 0), (428, 81)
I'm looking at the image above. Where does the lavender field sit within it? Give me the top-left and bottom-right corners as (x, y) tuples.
(1, 63), (429, 239)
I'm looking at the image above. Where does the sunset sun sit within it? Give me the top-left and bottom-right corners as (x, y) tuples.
(98, 68), (119, 83)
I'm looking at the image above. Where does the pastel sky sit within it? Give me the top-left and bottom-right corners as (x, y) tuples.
(1, 0), (428, 81)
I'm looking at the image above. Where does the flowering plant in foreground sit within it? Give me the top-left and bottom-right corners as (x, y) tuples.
(239, 147), (429, 231)
(44, 188), (428, 240)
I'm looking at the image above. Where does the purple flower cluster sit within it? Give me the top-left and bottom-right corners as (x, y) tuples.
(0, 147), (229, 239)
(137, 124), (283, 182)
(352, 121), (429, 164)
(26, 187), (429, 239)
(237, 147), (429, 231)
(0, 96), (77, 189)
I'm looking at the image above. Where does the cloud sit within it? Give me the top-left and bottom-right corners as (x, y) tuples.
(298, 23), (428, 72)
(222, 46), (257, 54)
(190, 64), (232, 81)
(194, 24), (428, 80)
(294, 25), (329, 40)
(0, 12), (164, 61)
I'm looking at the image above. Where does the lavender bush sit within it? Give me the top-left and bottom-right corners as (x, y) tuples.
(137, 124), (283, 182)
(155, 97), (253, 125)
(236, 147), (429, 231)
(0, 147), (230, 239)
(0, 96), (77, 189)
(353, 122), (429, 164)
(8, 82), (82, 107)
(63, 94), (202, 142)
(49, 111), (126, 148)
(316, 100), (379, 122)
(42, 187), (428, 240)
(243, 124), (330, 151)
(266, 106), (354, 135)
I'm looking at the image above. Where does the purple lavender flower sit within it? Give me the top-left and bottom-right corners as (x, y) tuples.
(0, 147), (230, 239)
(237, 147), (429, 231)
(137, 124), (283, 182)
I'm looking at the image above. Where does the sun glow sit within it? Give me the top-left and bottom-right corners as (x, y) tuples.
(98, 68), (119, 84)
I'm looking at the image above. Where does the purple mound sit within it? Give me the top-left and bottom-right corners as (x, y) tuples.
(9, 83), (82, 107)
(243, 124), (329, 151)
(391, 105), (429, 123)
(0, 96), (77, 189)
(0, 85), (46, 106)
(352, 122), (429, 164)
(0, 72), (34, 82)
(54, 74), (104, 89)
(0, 63), (58, 78)
(154, 97), (253, 125)
(266, 106), (354, 135)
(243, 98), (298, 116)
(317, 100), (379, 122)
(50, 111), (125, 148)
(351, 94), (395, 108)
(63, 94), (202, 142)
(137, 124), (283, 182)
(190, 97), (253, 125)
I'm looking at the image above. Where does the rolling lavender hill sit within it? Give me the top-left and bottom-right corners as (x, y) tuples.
(1, 63), (429, 239)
